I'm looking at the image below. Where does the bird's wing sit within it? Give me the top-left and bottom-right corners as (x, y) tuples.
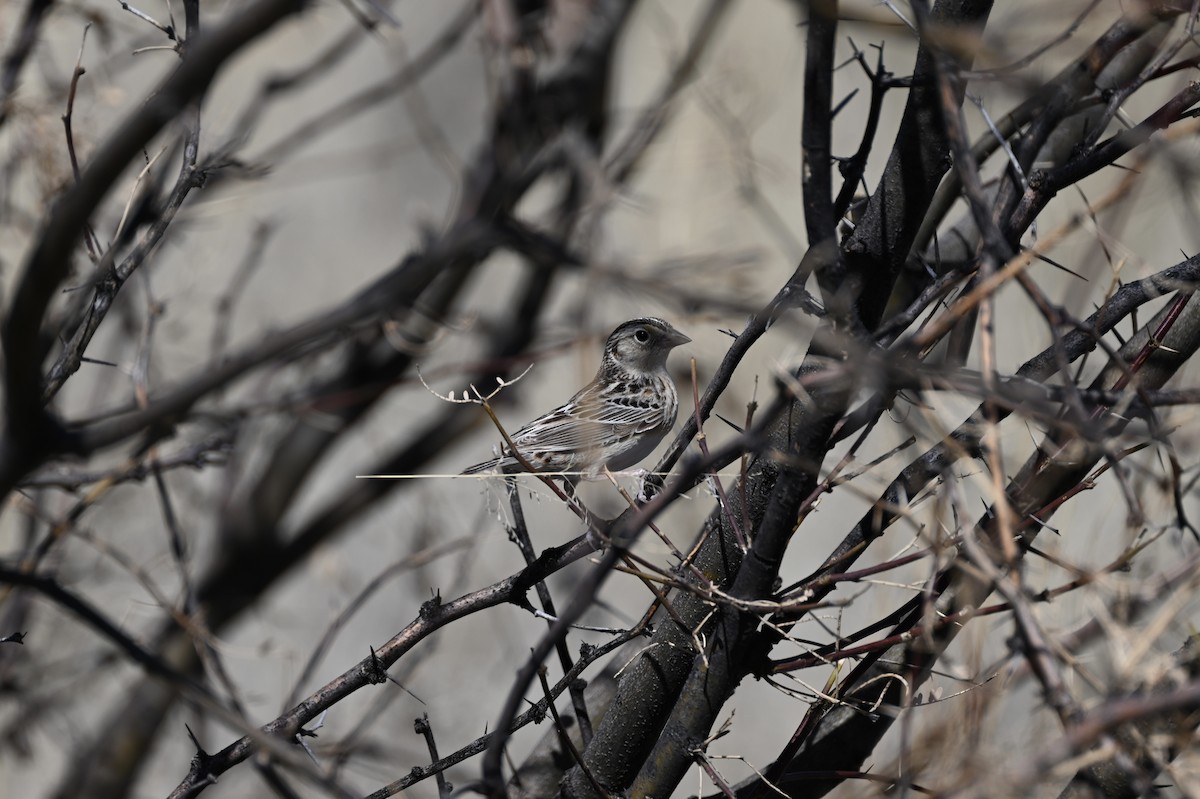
(461, 457), (501, 475)
(509, 384), (666, 454)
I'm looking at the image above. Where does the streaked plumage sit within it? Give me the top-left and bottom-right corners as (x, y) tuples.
(463, 317), (690, 480)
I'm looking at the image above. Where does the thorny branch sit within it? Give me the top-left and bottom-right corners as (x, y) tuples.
(4, 3), (1200, 799)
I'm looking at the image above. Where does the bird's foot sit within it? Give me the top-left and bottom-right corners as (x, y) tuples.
(635, 469), (665, 503)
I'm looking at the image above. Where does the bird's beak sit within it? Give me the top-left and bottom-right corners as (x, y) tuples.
(667, 328), (691, 347)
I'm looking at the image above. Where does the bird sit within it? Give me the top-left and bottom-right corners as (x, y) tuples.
(463, 317), (691, 481)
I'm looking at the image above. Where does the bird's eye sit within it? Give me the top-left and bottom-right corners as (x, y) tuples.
(634, 329), (650, 343)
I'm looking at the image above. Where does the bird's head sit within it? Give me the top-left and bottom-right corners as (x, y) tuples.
(602, 317), (691, 376)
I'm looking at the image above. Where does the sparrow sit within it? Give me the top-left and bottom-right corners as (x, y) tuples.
(463, 317), (690, 480)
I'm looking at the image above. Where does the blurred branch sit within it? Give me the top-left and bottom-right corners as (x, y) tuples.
(19, 428), (234, 490)
(0, 0), (309, 494)
(248, 1), (476, 163)
(0, 0), (53, 129)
